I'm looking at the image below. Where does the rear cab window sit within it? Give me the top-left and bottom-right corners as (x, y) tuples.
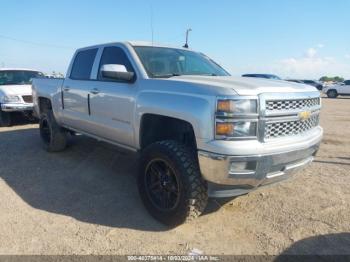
(70, 48), (98, 80)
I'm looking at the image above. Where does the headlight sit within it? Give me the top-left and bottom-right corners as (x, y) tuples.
(2, 95), (21, 103)
(215, 98), (258, 139)
(216, 121), (257, 138)
(217, 99), (257, 114)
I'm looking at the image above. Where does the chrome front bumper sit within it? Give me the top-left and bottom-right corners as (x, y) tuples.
(1, 103), (33, 112)
(198, 91), (323, 197)
(198, 141), (320, 198)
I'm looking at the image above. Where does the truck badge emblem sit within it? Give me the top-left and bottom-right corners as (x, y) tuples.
(299, 111), (311, 121)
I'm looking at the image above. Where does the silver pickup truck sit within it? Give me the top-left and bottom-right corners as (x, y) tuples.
(32, 41), (323, 226)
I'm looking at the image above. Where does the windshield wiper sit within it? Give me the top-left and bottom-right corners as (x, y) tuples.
(152, 73), (182, 78)
(151, 73), (218, 78)
(197, 73), (217, 76)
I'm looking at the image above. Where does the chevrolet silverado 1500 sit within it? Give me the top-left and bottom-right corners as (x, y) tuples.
(32, 42), (323, 226)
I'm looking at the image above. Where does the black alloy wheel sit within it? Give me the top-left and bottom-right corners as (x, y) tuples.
(144, 159), (180, 211)
(138, 140), (208, 227)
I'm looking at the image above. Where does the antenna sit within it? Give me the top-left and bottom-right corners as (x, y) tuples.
(149, 3), (154, 46)
(183, 28), (192, 48)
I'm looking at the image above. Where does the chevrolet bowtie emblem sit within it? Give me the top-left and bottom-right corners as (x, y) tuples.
(299, 111), (311, 121)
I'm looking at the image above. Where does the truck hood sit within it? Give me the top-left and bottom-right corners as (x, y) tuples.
(0, 84), (32, 96)
(169, 76), (317, 96)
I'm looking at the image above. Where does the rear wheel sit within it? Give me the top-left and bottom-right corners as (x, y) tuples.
(138, 140), (208, 227)
(39, 110), (68, 152)
(0, 110), (11, 127)
(327, 89), (338, 98)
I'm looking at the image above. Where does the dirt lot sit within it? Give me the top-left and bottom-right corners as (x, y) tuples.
(0, 97), (349, 255)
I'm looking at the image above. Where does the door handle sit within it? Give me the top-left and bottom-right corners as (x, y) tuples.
(63, 86), (70, 92)
(90, 88), (100, 95)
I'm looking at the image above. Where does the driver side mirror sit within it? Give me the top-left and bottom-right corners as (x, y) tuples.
(100, 64), (135, 82)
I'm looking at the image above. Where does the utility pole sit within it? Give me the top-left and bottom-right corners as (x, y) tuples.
(183, 28), (192, 48)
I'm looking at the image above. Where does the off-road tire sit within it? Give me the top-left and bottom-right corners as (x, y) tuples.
(138, 140), (208, 227)
(327, 89), (338, 98)
(39, 110), (68, 152)
(0, 109), (11, 127)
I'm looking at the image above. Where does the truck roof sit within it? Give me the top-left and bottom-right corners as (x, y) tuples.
(0, 68), (41, 72)
(77, 41), (191, 51)
(127, 41), (187, 49)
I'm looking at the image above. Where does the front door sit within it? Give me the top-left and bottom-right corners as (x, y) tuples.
(88, 46), (137, 147)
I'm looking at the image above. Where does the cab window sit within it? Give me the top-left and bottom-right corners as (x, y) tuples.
(70, 48), (98, 80)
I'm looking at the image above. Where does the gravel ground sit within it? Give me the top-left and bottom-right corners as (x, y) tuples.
(0, 97), (349, 255)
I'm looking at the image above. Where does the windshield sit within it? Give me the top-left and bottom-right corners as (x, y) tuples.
(0, 70), (43, 86)
(134, 46), (230, 78)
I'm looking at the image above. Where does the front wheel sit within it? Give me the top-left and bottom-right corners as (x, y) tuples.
(327, 90), (338, 98)
(138, 140), (208, 227)
(39, 111), (68, 152)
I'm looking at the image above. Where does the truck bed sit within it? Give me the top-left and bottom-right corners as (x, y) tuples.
(32, 77), (64, 116)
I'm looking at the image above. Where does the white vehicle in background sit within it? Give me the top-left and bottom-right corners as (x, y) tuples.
(0, 68), (44, 126)
(323, 80), (350, 98)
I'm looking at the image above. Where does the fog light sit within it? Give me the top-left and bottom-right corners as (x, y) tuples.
(229, 161), (257, 174)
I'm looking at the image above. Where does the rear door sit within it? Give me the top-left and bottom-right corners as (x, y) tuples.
(62, 48), (98, 131)
(87, 46), (137, 147)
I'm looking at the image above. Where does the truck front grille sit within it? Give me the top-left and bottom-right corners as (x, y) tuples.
(265, 114), (319, 139)
(266, 97), (320, 112)
(22, 95), (33, 103)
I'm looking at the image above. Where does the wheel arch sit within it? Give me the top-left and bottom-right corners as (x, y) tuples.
(135, 91), (214, 150)
(37, 97), (53, 116)
(139, 113), (197, 151)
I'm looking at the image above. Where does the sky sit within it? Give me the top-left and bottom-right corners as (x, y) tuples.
(1, 0), (349, 79)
